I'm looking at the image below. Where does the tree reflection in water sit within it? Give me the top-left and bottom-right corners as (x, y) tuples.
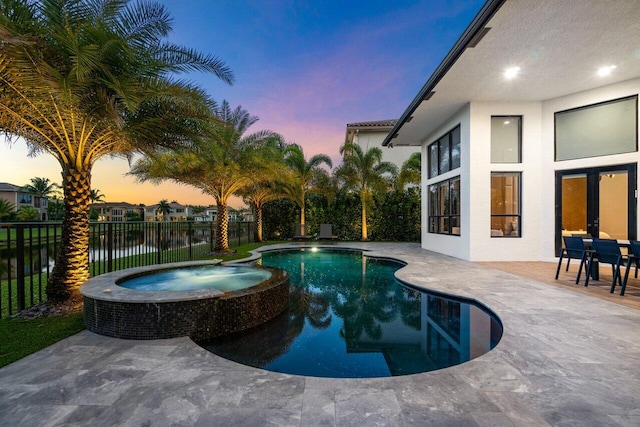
(199, 248), (501, 378)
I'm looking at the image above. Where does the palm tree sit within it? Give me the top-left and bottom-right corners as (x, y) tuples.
(156, 199), (171, 221)
(21, 177), (60, 198)
(280, 145), (332, 230)
(0, 198), (15, 221)
(0, 0), (233, 303)
(335, 142), (397, 240)
(238, 181), (282, 242)
(397, 152), (421, 190)
(89, 189), (106, 203)
(88, 188), (105, 221)
(237, 138), (289, 242)
(16, 205), (39, 221)
(130, 101), (280, 252)
(47, 196), (64, 221)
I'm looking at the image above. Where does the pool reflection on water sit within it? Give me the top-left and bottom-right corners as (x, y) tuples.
(198, 248), (502, 378)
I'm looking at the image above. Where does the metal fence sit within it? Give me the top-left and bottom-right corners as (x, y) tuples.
(0, 220), (256, 318)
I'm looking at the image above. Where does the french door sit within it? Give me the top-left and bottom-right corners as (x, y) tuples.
(555, 163), (637, 256)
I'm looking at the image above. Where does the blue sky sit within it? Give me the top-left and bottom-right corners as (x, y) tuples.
(162, 0), (484, 157)
(0, 0), (485, 206)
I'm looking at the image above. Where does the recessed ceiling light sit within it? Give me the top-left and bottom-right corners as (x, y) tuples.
(504, 66), (520, 79)
(597, 65), (617, 77)
(504, 120), (510, 125)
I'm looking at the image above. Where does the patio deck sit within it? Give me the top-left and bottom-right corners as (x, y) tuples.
(0, 243), (638, 426)
(480, 261), (640, 310)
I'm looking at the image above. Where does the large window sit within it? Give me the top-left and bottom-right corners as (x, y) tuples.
(428, 177), (460, 235)
(491, 172), (521, 237)
(491, 116), (521, 163)
(428, 125), (460, 178)
(555, 95), (637, 161)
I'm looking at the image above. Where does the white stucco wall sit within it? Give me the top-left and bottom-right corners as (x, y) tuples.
(420, 78), (640, 262)
(467, 101), (543, 262)
(540, 77), (640, 261)
(421, 105), (471, 260)
(353, 131), (419, 169)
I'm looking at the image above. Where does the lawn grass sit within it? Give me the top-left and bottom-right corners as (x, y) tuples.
(0, 311), (84, 369)
(216, 241), (282, 262)
(0, 240), (284, 369)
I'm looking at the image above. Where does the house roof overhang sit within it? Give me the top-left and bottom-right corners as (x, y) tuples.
(345, 119), (398, 144)
(383, 0), (640, 147)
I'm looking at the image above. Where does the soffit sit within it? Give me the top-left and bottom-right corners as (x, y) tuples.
(391, 0), (640, 146)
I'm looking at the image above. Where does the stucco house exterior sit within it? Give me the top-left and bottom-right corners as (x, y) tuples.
(0, 182), (48, 220)
(346, 119), (418, 169)
(193, 206), (218, 222)
(383, 0), (640, 262)
(91, 202), (145, 222)
(144, 202), (193, 222)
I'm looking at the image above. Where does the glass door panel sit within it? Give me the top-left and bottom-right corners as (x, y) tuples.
(599, 171), (628, 240)
(561, 174), (588, 238)
(555, 163), (636, 256)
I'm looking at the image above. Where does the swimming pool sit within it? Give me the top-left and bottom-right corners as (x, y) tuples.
(199, 248), (502, 378)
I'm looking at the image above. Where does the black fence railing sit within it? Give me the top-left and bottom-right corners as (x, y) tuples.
(0, 220), (256, 318)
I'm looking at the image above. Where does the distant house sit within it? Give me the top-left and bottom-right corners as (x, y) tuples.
(193, 206), (218, 222)
(382, 0), (640, 262)
(91, 202), (144, 222)
(143, 202), (193, 222)
(193, 206), (253, 222)
(227, 206), (238, 223)
(345, 119), (418, 168)
(239, 208), (254, 223)
(0, 182), (48, 220)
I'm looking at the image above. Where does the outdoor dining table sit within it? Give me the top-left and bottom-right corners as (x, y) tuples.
(582, 239), (631, 281)
(583, 239), (631, 247)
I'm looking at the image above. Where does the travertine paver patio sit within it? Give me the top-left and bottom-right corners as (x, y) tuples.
(1, 242), (639, 426)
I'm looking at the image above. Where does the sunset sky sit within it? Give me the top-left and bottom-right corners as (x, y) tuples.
(0, 0), (485, 207)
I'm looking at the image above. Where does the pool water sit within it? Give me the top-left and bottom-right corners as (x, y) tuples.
(199, 248), (502, 378)
(117, 265), (272, 292)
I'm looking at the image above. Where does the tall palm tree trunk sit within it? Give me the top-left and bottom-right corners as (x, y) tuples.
(253, 203), (263, 242)
(361, 195), (368, 241)
(216, 202), (230, 252)
(46, 166), (91, 302)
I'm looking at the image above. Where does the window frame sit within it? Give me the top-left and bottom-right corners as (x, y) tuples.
(427, 125), (461, 179)
(554, 95), (638, 161)
(490, 172), (522, 238)
(428, 176), (460, 236)
(491, 115), (522, 163)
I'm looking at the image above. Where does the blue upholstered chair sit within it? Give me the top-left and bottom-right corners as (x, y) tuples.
(555, 236), (590, 284)
(620, 240), (640, 296)
(585, 239), (624, 291)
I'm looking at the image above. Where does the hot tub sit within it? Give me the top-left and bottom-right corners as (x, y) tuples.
(80, 260), (289, 340)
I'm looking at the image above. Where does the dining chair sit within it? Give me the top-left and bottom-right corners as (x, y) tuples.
(585, 238), (624, 291)
(555, 236), (590, 284)
(620, 240), (640, 295)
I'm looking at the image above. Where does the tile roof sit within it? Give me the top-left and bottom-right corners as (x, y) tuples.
(91, 201), (141, 208)
(0, 182), (21, 192)
(0, 182), (37, 193)
(346, 119), (397, 128)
